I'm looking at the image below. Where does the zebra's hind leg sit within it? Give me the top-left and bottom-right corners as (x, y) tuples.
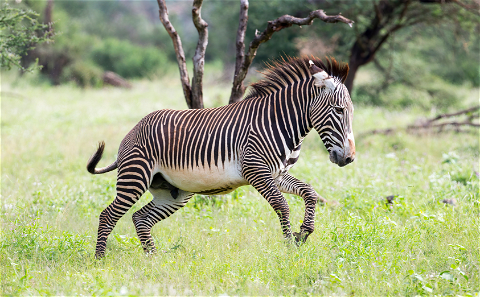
(275, 173), (323, 245)
(95, 173), (148, 258)
(132, 187), (193, 254)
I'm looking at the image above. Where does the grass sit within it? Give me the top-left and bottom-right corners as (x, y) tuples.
(1, 69), (479, 295)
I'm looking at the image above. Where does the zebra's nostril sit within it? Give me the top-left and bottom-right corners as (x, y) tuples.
(345, 157), (352, 164)
(332, 151), (338, 162)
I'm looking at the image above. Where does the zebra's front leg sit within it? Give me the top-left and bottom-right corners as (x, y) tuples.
(244, 165), (293, 241)
(275, 173), (323, 244)
(132, 188), (193, 254)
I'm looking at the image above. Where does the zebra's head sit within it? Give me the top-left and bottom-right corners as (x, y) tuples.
(308, 59), (355, 167)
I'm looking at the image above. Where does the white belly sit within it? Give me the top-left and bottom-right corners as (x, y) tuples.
(155, 160), (248, 194)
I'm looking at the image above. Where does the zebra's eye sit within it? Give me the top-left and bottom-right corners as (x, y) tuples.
(333, 107), (344, 114)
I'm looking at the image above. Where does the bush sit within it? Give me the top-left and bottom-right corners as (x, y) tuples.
(61, 60), (104, 88)
(352, 56), (462, 110)
(354, 79), (461, 110)
(91, 38), (167, 78)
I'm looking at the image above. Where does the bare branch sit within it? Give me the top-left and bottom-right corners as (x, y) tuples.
(360, 128), (397, 136)
(450, 0), (480, 15)
(399, 0), (412, 20)
(230, 0), (249, 104)
(421, 0), (480, 15)
(424, 105), (480, 124)
(422, 121), (480, 129)
(229, 9), (354, 104)
(157, 0), (192, 108)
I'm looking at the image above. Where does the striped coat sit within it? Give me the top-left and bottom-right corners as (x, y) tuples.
(87, 56), (355, 258)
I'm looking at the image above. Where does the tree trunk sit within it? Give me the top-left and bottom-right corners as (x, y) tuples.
(344, 57), (360, 94)
(191, 0), (209, 109)
(344, 0), (397, 93)
(44, 0), (53, 25)
(344, 40), (371, 93)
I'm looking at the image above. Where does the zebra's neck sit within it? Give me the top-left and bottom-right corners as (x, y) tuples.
(249, 79), (315, 152)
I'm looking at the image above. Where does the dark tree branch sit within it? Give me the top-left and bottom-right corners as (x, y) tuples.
(450, 0), (480, 15)
(157, 0), (192, 108)
(421, 0), (480, 15)
(229, 9), (354, 104)
(345, 0), (479, 92)
(399, 0), (412, 20)
(191, 0), (209, 109)
(345, 0), (435, 92)
(424, 105), (480, 123)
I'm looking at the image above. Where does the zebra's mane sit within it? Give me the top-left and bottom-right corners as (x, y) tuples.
(245, 56), (349, 99)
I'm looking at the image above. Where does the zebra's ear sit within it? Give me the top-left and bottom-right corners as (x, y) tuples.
(309, 60), (336, 91)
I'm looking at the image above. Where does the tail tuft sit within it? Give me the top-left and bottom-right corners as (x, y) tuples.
(87, 141), (105, 174)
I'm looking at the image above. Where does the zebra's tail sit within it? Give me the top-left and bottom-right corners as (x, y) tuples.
(87, 141), (118, 174)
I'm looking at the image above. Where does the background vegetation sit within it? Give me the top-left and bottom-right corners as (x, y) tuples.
(5, 0), (479, 109)
(1, 0), (479, 295)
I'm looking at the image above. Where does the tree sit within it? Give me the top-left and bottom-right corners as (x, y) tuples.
(202, 0), (479, 95)
(0, 1), (51, 72)
(337, 0), (480, 92)
(156, 0), (353, 109)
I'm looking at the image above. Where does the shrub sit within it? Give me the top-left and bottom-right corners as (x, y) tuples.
(352, 65), (461, 111)
(91, 38), (167, 78)
(61, 60), (104, 88)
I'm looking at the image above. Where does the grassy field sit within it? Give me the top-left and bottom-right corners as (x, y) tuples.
(1, 71), (479, 295)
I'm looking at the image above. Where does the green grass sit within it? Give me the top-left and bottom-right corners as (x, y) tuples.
(1, 70), (479, 295)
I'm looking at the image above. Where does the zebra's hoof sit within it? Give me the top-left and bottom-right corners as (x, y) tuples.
(293, 231), (310, 245)
(94, 252), (105, 259)
(144, 249), (158, 256)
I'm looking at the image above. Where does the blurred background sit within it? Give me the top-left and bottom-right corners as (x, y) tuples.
(2, 0), (479, 110)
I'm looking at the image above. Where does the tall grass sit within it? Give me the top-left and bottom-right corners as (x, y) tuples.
(1, 71), (479, 295)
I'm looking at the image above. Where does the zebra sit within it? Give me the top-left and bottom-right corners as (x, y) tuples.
(87, 56), (355, 258)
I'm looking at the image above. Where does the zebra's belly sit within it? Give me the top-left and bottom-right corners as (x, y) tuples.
(155, 161), (248, 194)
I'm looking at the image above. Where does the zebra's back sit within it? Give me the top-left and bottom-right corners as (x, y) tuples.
(118, 105), (251, 193)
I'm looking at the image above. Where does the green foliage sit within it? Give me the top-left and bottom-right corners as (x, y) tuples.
(351, 22), (479, 110)
(91, 38), (167, 79)
(1, 219), (90, 262)
(15, 0), (174, 85)
(0, 1), (50, 71)
(354, 76), (462, 110)
(61, 60), (104, 88)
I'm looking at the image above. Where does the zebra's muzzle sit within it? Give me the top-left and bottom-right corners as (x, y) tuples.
(329, 150), (339, 165)
(329, 150), (354, 167)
